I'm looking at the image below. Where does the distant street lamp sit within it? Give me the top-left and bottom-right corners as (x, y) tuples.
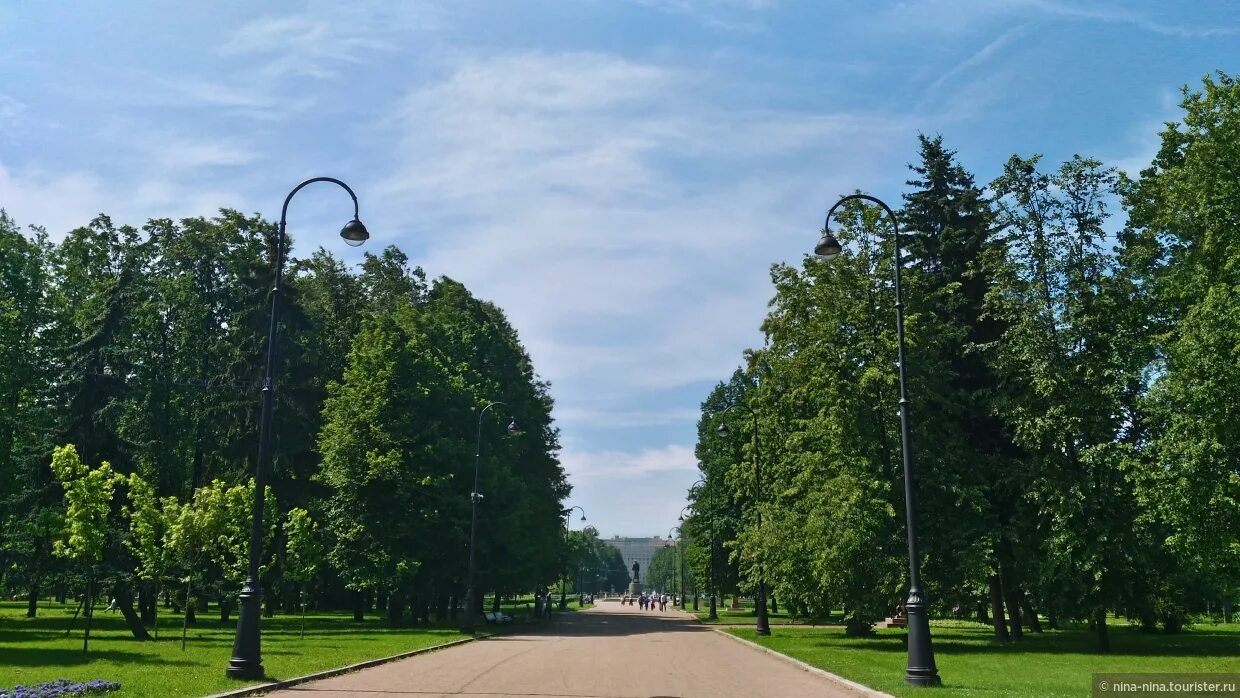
(689, 476), (718, 619)
(461, 402), (517, 634)
(716, 402), (770, 636)
(677, 506), (692, 609)
(668, 526), (680, 603)
(815, 193), (941, 687)
(560, 505), (586, 609)
(227, 177), (370, 679)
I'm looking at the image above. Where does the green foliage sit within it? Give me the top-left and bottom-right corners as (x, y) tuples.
(284, 507), (323, 584)
(49, 445), (120, 566)
(692, 73), (1240, 644)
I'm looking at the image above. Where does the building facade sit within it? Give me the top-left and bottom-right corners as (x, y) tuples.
(602, 535), (674, 586)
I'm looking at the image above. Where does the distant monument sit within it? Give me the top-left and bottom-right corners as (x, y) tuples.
(628, 560), (642, 595)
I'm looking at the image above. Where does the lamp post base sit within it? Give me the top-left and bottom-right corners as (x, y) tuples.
(226, 581), (264, 679)
(904, 596), (940, 686)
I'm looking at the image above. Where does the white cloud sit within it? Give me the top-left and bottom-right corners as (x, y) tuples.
(561, 444), (699, 480)
(371, 51), (913, 418)
(1021, 0), (1240, 38)
(927, 24), (1029, 94)
(0, 94), (26, 136)
(554, 407), (701, 428)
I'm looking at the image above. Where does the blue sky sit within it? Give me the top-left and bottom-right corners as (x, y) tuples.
(2, 1), (1237, 537)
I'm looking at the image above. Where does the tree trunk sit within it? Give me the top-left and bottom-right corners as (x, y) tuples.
(1003, 584), (1023, 640)
(139, 583), (155, 625)
(353, 590), (365, 621)
(491, 592), (501, 614)
(83, 573), (94, 653)
(181, 576), (193, 651)
(435, 594), (449, 622)
(114, 581), (153, 641)
(1095, 606), (1110, 652)
(386, 589), (404, 626)
(220, 598), (231, 624)
(1020, 590), (1043, 633)
(988, 575), (1009, 641)
(769, 595), (777, 614)
(977, 600), (989, 624)
(26, 577), (40, 618)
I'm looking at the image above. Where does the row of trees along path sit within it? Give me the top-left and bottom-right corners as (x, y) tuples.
(685, 73), (1239, 651)
(0, 210), (569, 645)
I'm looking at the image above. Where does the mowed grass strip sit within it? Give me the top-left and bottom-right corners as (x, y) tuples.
(0, 601), (476, 697)
(728, 619), (1240, 697)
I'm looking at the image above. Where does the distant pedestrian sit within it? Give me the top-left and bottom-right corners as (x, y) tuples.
(106, 598), (119, 613)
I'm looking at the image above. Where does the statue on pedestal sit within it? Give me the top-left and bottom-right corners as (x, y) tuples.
(627, 560), (642, 596)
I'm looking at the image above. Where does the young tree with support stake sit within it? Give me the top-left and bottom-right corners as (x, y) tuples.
(50, 444), (121, 653)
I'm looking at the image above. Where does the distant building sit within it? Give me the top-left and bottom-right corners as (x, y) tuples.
(602, 535), (674, 583)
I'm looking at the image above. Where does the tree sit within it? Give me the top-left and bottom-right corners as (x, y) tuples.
(988, 153), (1147, 649)
(125, 473), (170, 637)
(284, 507), (324, 637)
(49, 444), (122, 651)
(1121, 72), (1240, 627)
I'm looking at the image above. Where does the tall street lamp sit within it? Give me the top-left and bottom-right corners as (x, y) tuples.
(677, 506), (692, 609)
(560, 505), (586, 609)
(689, 476), (718, 619)
(668, 526), (680, 602)
(716, 402), (770, 636)
(461, 401), (516, 634)
(815, 193), (941, 687)
(227, 177), (370, 679)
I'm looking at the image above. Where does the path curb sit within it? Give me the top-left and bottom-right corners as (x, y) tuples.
(202, 635), (479, 698)
(709, 627), (895, 698)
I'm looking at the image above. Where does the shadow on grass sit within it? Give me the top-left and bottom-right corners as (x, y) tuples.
(0, 646), (200, 667)
(754, 625), (1240, 659)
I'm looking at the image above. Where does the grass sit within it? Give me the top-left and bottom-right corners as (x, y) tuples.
(694, 602), (827, 625)
(728, 618), (1240, 697)
(0, 600), (490, 697)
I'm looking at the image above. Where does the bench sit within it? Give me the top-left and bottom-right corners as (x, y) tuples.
(483, 611), (512, 624)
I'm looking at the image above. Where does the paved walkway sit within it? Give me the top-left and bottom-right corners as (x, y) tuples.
(265, 601), (863, 698)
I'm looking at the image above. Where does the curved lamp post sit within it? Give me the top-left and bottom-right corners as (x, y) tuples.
(677, 506), (692, 609)
(228, 177), (369, 679)
(716, 402), (770, 636)
(668, 526), (680, 603)
(461, 401), (516, 634)
(815, 193), (941, 687)
(560, 505), (586, 609)
(688, 476), (717, 618)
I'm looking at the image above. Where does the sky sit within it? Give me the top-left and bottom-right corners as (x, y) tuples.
(2, 1), (1237, 537)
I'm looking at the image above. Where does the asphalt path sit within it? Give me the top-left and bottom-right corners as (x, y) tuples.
(264, 600), (863, 698)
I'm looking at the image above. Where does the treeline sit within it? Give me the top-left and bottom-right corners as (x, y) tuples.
(683, 73), (1240, 648)
(0, 207), (569, 637)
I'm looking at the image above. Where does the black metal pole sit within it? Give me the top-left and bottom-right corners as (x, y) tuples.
(718, 401), (769, 635)
(693, 476), (718, 620)
(709, 481), (718, 620)
(750, 408), (770, 635)
(228, 177), (361, 680)
(462, 401), (506, 634)
(822, 193), (940, 686)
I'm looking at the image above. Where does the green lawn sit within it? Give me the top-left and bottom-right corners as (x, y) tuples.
(694, 605), (823, 625)
(0, 600), (484, 697)
(729, 619), (1240, 697)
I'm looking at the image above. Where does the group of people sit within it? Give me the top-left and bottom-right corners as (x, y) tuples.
(622, 592), (674, 611)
